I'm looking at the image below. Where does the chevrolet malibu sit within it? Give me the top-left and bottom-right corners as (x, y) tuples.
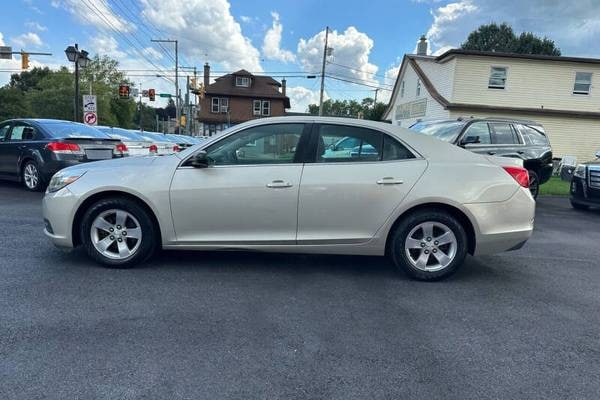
(43, 117), (535, 281)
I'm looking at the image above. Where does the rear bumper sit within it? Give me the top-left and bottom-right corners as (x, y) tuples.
(464, 187), (536, 256)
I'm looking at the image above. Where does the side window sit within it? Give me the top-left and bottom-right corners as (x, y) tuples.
(317, 125), (382, 162)
(519, 124), (549, 146)
(8, 124), (37, 141)
(205, 123), (304, 165)
(490, 123), (520, 145)
(383, 135), (415, 161)
(463, 122), (491, 145)
(0, 124), (10, 141)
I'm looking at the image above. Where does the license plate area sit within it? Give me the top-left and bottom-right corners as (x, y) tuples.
(85, 149), (113, 160)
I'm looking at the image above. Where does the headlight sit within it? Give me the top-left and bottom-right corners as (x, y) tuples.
(573, 164), (586, 179)
(46, 171), (86, 193)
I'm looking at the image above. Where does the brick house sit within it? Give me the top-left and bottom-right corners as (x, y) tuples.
(196, 63), (291, 136)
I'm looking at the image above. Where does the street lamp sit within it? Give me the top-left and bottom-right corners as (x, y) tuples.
(64, 44), (90, 122)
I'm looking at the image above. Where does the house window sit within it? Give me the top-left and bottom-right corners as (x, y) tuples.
(253, 100), (261, 116)
(211, 97), (229, 113)
(400, 80), (405, 98)
(261, 100), (270, 116)
(236, 76), (250, 87)
(573, 72), (592, 95)
(416, 79), (421, 97)
(488, 67), (507, 89)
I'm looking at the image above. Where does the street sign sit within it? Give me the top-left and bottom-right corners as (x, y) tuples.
(83, 112), (97, 125)
(159, 93), (173, 98)
(0, 46), (12, 60)
(82, 95), (97, 112)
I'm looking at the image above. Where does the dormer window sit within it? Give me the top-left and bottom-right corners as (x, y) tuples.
(236, 76), (251, 87)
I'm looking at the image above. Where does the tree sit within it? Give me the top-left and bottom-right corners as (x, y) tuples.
(461, 23), (561, 56)
(308, 97), (387, 121)
(0, 87), (30, 121)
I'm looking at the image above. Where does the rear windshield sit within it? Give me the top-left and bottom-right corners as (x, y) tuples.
(97, 127), (147, 141)
(139, 132), (171, 142)
(40, 121), (111, 139)
(409, 120), (466, 142)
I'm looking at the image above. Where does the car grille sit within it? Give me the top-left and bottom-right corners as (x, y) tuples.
(589, 167), (600, 189)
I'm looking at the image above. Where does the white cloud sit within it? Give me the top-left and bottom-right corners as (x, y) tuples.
(297, 27), (378, 83)
(240, 16), (252, 23)
(55, 0), (131, 32)
(25, 21), (47, 32)
(11, 32), (43, 48)
(262, 12), (295, 63)
(140, 0), (262, 72)
(424, 0), (600, 56)
(89, 35), (127, 59)
(286, 86), (323, 112)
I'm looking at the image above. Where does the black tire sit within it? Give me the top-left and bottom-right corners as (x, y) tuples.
(22, 160), (44, 191)
(570, 200), (589, 211)
(80, 197), (158, 268)
(389, 209), (468, 281)
(528, 170), (539, 199)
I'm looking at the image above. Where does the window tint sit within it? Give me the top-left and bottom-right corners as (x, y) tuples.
(463, 122), (491, 144)
(206, 123), (304, 165)
(9, 124), (37, 141)
(383, 135), (415, 161)
(520, 125), (549, 146)
(40, 121), (110, 139)
(490, 123), (520, 144)
(0, 124), (10, 141)
(317, 125), (382, 162)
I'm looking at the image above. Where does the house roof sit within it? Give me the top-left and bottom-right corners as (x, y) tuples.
(383, 51), (600, 121)
(205, 70), (289, 107)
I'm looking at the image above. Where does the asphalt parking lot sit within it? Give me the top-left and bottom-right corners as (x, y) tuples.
(1, 183), (599, 400)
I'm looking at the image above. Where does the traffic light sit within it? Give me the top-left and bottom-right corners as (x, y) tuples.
(21, 52), (29, 70)
(119, 84), (130, 99)
(180, 114), (186, 127)
(148, 88), (155, 101)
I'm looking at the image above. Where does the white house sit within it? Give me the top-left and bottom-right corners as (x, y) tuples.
(383, 47), (600, 161)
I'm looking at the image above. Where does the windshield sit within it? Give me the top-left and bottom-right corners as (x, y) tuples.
(97, 127), (148, 141)
(40, 121), (112, 139)
(410, 120), (466, 142)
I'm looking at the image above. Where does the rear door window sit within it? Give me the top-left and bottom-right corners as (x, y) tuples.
(316, 125), (383, 162)
(462, 122), (491, 144)
(0, 124), (10, 141)
(519, 124), (549, 146)
(8, 124), (38, 141)
(490, 122), (521, 145)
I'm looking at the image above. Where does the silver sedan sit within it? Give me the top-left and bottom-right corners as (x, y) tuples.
(42, 117), (535, 281)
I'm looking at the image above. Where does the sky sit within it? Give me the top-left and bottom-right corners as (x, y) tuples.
(1, 0), (600, 112)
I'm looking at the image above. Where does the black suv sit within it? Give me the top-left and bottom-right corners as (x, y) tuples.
(0, 119), (127, 191)
(570, 151), (600, 210)
(410, 118), (553, 198)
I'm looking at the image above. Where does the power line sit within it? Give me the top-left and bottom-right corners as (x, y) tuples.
(325, 74), (392, 91)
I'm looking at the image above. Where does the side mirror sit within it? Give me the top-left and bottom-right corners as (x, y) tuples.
(460, 135), (480, 146)
(190, 150), (209, 168)
(596, 150), (600, 159)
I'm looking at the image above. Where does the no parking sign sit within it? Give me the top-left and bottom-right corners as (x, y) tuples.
(84, 111), (97, 125)
(83, 95), (97, 125)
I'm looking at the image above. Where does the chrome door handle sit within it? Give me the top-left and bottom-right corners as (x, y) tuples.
(488, 151), (497, 155)
(267, 180), (293, 188)
(376, 177), (404, 185)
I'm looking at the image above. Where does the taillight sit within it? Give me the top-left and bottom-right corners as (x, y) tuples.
(149, 144), (158, 153)
(46, 142), (82, 154)
(503, 166), (529, 188)
(173, 145), (180, 152)
(114, 143), (128, 156)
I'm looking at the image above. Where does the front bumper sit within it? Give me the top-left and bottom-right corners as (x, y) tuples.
(464, 187), (536, 256)
(42, 186), (79, 248)
(570, 175), (600, 207)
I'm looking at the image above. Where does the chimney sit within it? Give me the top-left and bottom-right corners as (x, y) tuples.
(417, 35), (428, 56)
(281, 78), (286, 97)
(203, 62), (210, 87)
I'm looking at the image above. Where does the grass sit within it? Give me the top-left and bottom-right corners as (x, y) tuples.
(539, 176), (571, 196)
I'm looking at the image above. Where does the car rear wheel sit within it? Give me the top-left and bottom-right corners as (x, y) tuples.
(528, 170), (539, 199)
(389, 210), (468, 281)
(80, 197), (157, 268)
(570, 200), (589, 211)
(22, 161), (44, 191)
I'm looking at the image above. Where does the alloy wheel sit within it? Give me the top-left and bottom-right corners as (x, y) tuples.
(90, 209), (142, 260)
(404, 221), (457, 272)
(23, 163), (39, 190)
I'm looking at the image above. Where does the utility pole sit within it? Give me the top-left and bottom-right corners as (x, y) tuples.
(318, 26), (329, 116)
(151, 39), (178, 132)
(374, 88), (379, 104)
(138, 82), (143, 132)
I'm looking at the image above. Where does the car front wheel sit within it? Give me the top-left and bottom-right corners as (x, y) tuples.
(389, 210), (468, 281)
(80, 197), (158, 268)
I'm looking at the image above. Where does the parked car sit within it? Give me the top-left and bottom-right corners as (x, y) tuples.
(43, 117), (535, 281)
(135, 131), (180, 155)
(0, 119), (127, 191)
(166, 134), (195, 149)
(96, 126), (154, 156)
(410, 118), (553, 198)
(570, 151), (600, 210)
